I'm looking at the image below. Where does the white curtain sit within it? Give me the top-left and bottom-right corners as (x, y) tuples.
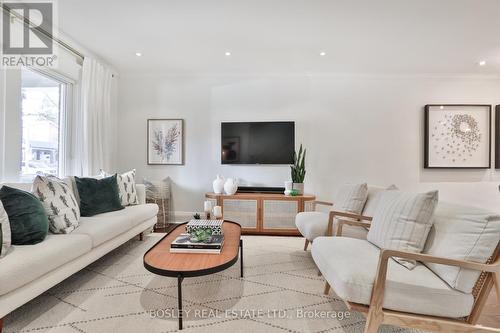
(69, 57), (116, 176)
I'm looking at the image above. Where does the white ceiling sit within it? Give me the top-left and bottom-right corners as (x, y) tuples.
(58, 0), (500, 76)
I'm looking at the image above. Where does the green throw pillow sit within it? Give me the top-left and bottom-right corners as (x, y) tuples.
(75, 175), (124, 217)
(0, 186), (49, 245)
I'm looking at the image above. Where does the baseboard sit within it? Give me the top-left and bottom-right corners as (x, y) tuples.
(171, 211), (197, 222)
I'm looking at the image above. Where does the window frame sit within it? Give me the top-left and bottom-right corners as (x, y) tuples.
(20, 68), (75, 179)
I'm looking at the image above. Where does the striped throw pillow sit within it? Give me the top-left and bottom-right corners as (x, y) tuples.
(334, 183), (368, 215)
(367, 190), (438, 269)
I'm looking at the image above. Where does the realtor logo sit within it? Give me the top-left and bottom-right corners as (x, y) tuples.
(1, 1), (57, 67)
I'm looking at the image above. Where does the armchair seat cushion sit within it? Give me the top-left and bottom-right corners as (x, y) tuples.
(295, 212), (368, 241)
(311, 236), (474, 318)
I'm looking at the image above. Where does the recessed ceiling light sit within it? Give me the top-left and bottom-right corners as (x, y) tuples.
(479, 60), (486, 66)
(225, 51), (231, 56)
(440, 106), (444, 110)
(135, 52), (142, 57)
(319, 51), (326, 56)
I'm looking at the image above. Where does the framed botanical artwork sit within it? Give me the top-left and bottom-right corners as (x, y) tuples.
(147, 119), (184, 165)
(424, 105), (491, 169)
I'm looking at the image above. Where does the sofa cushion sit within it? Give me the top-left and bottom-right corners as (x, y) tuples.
(423, 202), (500, 293)
(0, 186), (49, 245)
(32, 175), (80, 234)
(312, 237), (474, 318)
(0, 233), (92, 295)
(296, 212), (328, 241)
(73, 204), (158, 247)
(367, 190), (438, 269)
(295, 211), (368, 241)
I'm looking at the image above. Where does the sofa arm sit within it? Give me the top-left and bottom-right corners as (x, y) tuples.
(136, 184), (146, 205)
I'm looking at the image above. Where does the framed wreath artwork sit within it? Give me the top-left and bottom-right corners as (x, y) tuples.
(147, 119), (184, 165)
(424, 105), (491, 169)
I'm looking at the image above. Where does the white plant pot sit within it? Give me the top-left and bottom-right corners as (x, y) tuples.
(292, 183), (304, 195)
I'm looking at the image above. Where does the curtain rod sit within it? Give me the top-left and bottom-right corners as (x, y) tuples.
(1, 3), (85, 61)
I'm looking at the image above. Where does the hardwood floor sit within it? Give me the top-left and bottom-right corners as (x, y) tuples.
(477, 288), (500, 328)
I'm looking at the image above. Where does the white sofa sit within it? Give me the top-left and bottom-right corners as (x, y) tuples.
(0, 182), (158, 321)
(311, 201), (500, 332)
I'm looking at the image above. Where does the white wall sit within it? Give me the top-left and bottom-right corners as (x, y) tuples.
(116, 74), (500, 213)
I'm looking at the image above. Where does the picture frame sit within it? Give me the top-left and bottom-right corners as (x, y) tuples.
(496, 105), (500, 169)
(147, 119), (184, 165)
(424, 104), (491, 169)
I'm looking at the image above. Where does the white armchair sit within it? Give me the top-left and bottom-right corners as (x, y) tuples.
(296, 185), (389, 250)
(312, 201), (500, 333)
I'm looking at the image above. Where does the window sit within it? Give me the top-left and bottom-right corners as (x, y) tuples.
(20, 69), (68, 181)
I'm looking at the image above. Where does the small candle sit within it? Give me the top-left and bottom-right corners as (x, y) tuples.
(213, 206), (222, 219)
(204, 200), (212, 213)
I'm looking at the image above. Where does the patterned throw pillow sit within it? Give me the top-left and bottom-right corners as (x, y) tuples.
(367, 190), (438, 269)
(32, 175), (80, 234)
(0, 200), (11, 257)
(101, 169), (139, 206)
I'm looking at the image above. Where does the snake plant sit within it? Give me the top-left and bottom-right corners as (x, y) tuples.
(291, 144), (306, 183)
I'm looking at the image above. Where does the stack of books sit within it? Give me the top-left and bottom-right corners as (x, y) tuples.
(170, 233), (225, 254)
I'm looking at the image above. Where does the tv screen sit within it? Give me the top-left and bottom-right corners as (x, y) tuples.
(221, 122), (295, 164)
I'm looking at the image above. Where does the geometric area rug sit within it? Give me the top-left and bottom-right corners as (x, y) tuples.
(5, 234), (425, 333)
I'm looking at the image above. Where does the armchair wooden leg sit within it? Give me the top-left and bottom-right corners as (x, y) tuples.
(494, 273), (500, 305)
(324, 282), (330, 295)
(303, 239), (310, 251)
(363, 309), (383, 333)
(139, 232), (144, 241)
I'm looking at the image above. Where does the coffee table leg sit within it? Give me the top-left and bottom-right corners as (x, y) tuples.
(240, 239), (244, 277)
(177, 274), (184, 330)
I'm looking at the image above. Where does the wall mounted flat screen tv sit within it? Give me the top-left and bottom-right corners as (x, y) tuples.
(221, 121), (295, 164)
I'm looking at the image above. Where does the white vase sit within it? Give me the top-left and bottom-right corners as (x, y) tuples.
(212, 175), (225, 194)
(224, 178), (238, 195)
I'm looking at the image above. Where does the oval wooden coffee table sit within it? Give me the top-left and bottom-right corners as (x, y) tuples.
(143, 221), (243, 330)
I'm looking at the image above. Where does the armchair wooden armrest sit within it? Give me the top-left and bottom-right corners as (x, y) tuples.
(379, 249), (499, 273)
(336, 219), (372, 237)
(363, 247), (500, 333)
(327, 211), (373, 236)
(313, 200), (334, 207)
